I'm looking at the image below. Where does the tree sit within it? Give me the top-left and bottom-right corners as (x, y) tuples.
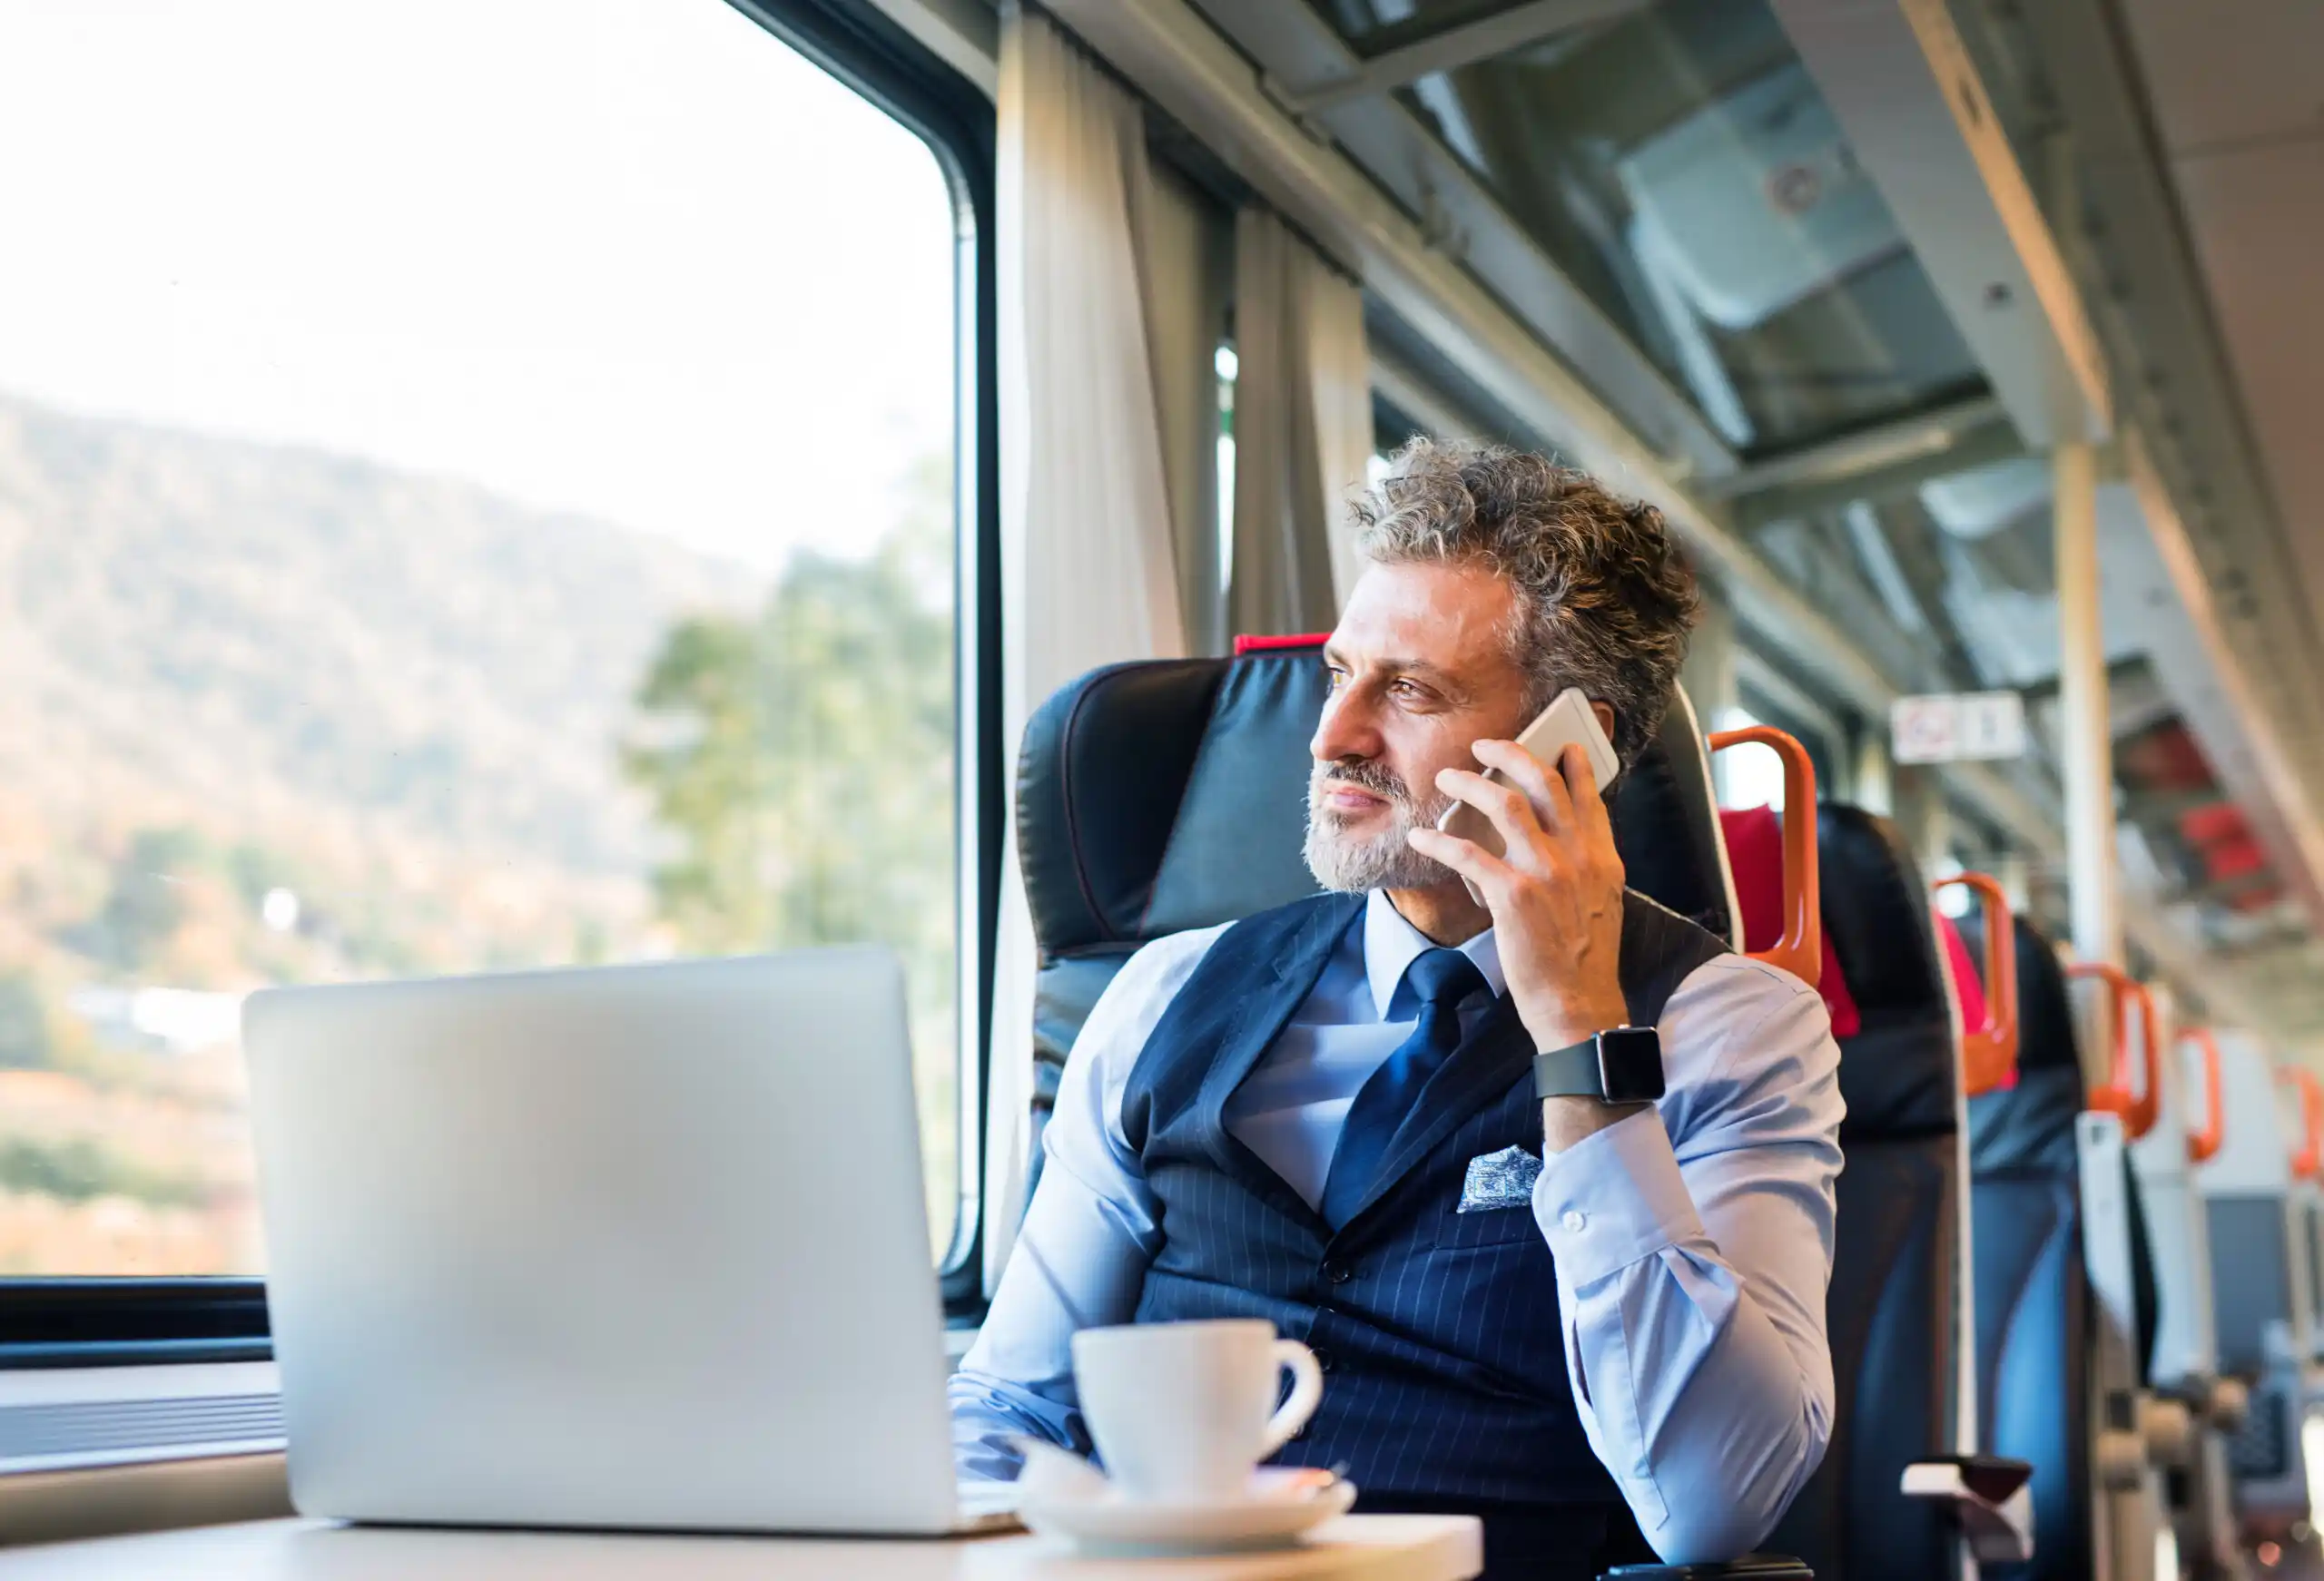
(621, 458), (956, 1029)
(0, 972), (51, 1070)
(81, 827), (205, 971)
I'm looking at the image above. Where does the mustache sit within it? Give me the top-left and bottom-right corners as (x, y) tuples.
(1314, 758), (1410, 802)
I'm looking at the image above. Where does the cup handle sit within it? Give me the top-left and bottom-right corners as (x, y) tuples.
(1256, 1339), (1324, 1458)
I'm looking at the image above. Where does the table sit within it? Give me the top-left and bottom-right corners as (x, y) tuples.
(0, 1515), (1483, 1579)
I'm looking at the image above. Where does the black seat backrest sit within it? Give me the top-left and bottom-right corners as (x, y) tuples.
(2203, 1032), (2298, 1380)
(1769, 803), (1963, 1581)
(1962, 916), (2158, 1369)
(1013, 644), (1736, 1187)
(1016, 649), (1324, 1091)
(1606, 682), (1736, 943)
(1964, 915), (2092, 1581)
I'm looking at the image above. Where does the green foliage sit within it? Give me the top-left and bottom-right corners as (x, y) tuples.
(0, 973), (52, 1070)
(81, 827), (208, 971)
(225, 841), (297, 910)
(621, 460), (956, 1024)
(0, 1134), (206, 1208)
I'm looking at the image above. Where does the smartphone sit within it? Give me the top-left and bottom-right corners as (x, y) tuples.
(1433, 687), (1620, 866)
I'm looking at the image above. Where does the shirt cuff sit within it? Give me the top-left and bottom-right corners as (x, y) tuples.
(1532, 1107), (1705, 1286)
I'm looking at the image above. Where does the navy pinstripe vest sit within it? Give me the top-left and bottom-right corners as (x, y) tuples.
(1120, 889), (1728, 1567)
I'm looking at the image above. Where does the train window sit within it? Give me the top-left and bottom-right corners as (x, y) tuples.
(1313, 0), (1983, 453)
(1216, 342), (1239, 589)
(1372, 392), (1430, 457)
(1930, 855), (1974, 918)
(1715, 708), (1790, 812)
(1718, 697), (1837, 814)
(0, 0), (989, 1307)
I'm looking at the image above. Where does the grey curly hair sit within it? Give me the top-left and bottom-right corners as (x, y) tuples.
(1351, 437), (1700, 769)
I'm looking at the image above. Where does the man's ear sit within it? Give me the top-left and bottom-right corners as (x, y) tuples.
(1589, 701), (1617, 745)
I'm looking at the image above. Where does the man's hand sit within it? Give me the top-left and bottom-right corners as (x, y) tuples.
(1406, 739), (1642, 1151)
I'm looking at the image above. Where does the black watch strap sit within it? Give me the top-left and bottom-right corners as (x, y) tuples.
(1534, 1026), (1667, 1104)
(1532, 1037), (1606, 1100)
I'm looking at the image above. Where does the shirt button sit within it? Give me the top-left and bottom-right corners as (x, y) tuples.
(1561, 1209), (1587, 1233)
(1324, 1262), (1354, 1285)
(1313, 1348), (1334, 1374)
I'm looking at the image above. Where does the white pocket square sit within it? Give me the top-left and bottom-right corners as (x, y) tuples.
(1458, 1144), (1541, 1212)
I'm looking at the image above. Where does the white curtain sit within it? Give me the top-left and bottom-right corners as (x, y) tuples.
(1308, 248), (1374, 612)
(1130, 159), (1234, 658)
(985, 5), (1201, 1288)
(1229, 206), (1373, 638)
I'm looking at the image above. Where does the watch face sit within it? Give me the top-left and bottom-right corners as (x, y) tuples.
(1597, 1026), (1666, 1104)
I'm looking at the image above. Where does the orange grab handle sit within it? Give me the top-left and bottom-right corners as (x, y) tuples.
(1932, 873), (2019, 1097)
(2277, 1066), (2324, 1180)
(2181, 1027), (2225, 1164)
(1706, 726), (1820, 988)
(2069, 962), (2161, 1141)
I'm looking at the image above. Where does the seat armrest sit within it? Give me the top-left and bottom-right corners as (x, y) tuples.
(1602, 1557), (1813, 1578)
(1901, 1454), (2034, 1564)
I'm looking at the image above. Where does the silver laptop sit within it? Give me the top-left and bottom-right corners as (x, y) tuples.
(243, 947), (1013, 1535)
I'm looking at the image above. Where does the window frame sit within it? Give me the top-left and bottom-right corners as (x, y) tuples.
(742, 0), (1000, 1320)
(0, 0), (1000, 1368)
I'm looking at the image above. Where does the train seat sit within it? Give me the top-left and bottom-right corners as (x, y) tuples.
(1737, 802), (2031, 1579)
(2280, 1068), (2324, 1375)
(1963, 922), (2236, 1581)
(2119, 1019), (2249, 1573)
(2197, 1034), (2304, 1379)
(2196, 1030), (2317, 1531)
(1758, 803), (1965, 1580)
(1011, 644), (1815, 1577)
(1013, 643), (1742, 1187)
(1961, 915), (2094, 1581)
(1718, 805), (1855, 1036)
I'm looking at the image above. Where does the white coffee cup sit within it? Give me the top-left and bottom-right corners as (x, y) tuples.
(1069, 1318), (1324, 1504)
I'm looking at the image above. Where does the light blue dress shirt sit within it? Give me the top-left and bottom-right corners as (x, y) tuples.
(952, 889), (1846, 1563)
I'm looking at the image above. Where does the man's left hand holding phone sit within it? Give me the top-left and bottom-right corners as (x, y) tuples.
(1405, 689), (1641, 1151)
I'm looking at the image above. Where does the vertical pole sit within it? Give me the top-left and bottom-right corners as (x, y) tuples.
(2057, 438), (2147, 1581)
(2055, 440), (2120, 965)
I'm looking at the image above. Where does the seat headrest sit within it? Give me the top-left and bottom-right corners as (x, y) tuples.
(1815, 802), (1958, 1139)
(1961, 913), (2079, 1075)
(1607, 686), (1738, 948)
(1016, 650), (1324, 957)
(1818, 805), (1947, 1017)
(1965, 913), (2083, 1176)
(1722, 805), (1856, 1034)
(1936, 911), (1989, 1039)
(1016, 642), (1738, 961)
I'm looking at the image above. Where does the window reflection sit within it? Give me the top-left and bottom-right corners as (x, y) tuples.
(1312, 0), (1984, 450)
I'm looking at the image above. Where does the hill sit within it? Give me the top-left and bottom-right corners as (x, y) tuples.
(0, 395), (959, 1273)
(0, 394), (765, 1270)
(0, 393), (758, 894)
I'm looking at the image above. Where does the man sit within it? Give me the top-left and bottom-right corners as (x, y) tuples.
(953, 439), (1845, 1576)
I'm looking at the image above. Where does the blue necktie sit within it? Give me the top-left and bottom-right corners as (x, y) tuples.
(1321, 948), (1489, 1228)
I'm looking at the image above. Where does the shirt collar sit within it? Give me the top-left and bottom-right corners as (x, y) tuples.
(1361, 889), (1505, 1020)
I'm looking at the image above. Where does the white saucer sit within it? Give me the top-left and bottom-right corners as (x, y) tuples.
(1019, 1471), (1358, 1556)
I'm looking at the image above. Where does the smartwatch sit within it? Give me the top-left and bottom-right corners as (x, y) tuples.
(1532, 1026), (1665, 1105)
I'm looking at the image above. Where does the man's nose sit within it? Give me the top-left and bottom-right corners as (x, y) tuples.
(1311, 683), (1382, 766)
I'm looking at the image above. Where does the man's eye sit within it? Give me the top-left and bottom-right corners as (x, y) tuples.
(1324, 666), (1349, 690)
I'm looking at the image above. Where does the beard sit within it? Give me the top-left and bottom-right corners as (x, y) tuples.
(1303, 757), (1457, 892)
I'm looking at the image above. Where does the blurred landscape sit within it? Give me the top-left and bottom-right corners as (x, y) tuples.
(0, 392), (959, 1274)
